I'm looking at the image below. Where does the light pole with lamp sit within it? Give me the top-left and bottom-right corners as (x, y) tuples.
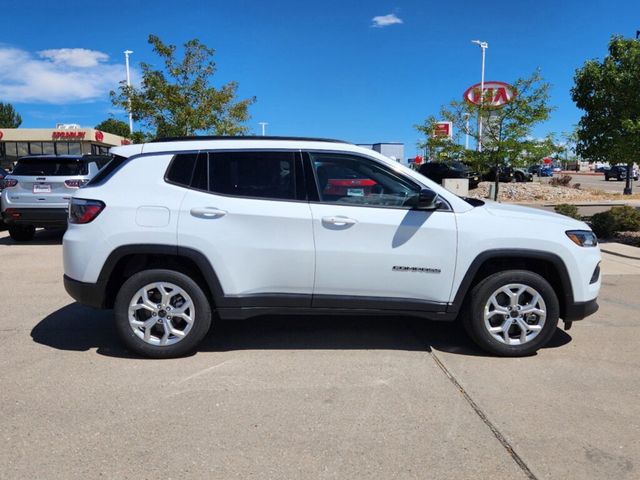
(124, 50), (134, 134)
(258, 122), (268, 136)
(471, 40), (488, 152)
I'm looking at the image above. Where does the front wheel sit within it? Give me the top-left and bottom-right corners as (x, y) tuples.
(463, 270), (559, 357)
(114, 269), (212, 358)
(8, 225), (36, 242)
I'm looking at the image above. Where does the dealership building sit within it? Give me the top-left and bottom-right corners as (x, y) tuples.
(0, 125), (130, 170)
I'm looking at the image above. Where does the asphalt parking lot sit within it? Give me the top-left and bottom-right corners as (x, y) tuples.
(540, 172), (639, 193)
(1, 229), (639, 480)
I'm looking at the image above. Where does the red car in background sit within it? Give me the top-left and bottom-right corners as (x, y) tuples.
(316, 164), (378, 199)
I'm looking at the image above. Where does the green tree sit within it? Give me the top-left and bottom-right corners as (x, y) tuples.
(0, 102), (22, 128)
(572, 35), (640, 194)
(416, 70), (554, 198)
(95, 118), (131, 138)
(111, 35), (256, 138)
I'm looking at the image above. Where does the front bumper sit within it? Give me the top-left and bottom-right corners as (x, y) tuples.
(2, 208), (68, 227)
(564, 298), (599, 321)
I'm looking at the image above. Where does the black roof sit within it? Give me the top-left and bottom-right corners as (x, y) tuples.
(149, 135), (350, 144)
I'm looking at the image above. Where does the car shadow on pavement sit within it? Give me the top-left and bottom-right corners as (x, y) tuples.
(0, 228), (64, 245)
(32, 303), (572, 359)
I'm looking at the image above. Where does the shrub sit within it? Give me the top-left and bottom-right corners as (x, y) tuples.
(589, 206), (640, 238)
(550, 175), (572, 186)
(554, 203), (581, 220)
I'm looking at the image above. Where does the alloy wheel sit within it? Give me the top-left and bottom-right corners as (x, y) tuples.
(127, 282), (195, 346)
(483, 283), (547, 345)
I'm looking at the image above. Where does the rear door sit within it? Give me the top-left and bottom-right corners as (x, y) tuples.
(307, 151), (458, 308)
(176, 150), (315, 306)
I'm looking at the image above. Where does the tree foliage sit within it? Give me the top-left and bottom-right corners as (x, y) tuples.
(571, 35), (640, 165)
(416, 70), (555, 172)
(111, 35), (256, 138)
(95, 118), (130, 138)
(0, 102), (22, 128)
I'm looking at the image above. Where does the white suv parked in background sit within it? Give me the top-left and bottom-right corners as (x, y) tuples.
(1, 154), (111, 241)
(62, 137), (601, 358)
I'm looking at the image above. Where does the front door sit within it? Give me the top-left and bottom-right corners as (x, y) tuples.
(307, 152), (458, 309)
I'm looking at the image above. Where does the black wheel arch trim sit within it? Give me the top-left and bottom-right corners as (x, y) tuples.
(448, 249), (575, 316)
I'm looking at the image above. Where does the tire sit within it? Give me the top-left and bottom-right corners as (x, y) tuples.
(8, 225), (36, 242)
(462, 270), (559, 357)
(114, 269), (212, 358)
(514, 172), (524, 183)
(605, 176), (609, 181)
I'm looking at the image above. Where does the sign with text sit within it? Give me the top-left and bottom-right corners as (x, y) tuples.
(464, 81), (516, 108)
(52, 131), (86, 140)
(433, 121), (452, 139)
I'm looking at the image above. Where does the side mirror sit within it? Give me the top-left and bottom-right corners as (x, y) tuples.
(414, 188), (440, 210)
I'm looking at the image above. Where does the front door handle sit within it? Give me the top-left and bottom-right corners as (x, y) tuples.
(190, 207), (227, 218)
(321, 216), (357, 226)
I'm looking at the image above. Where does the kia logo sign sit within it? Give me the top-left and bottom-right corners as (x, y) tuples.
(95, 130), (104, 142)
(464, 81), (516, 108)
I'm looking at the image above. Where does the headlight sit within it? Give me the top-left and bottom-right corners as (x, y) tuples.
(566, 230), (598, 247)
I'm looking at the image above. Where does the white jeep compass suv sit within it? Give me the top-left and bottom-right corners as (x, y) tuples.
(62, 137), (601, 358)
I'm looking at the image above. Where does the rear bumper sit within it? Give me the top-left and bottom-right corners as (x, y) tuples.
(63, 275), (106, 309)
(564, 298), (599, 321)
(2, 208), (68, 227)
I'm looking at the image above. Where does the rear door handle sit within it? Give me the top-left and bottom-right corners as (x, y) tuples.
(190, 207), (227, 218)
(321, 216), (357, 226)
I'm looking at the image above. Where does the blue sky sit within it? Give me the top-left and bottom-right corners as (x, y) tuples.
(1, 0), (638, 155)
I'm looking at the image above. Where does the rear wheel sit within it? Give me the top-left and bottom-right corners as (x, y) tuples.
(463, 270), (559, 356)
(114, 269), (212, 358)
(8, 225), (36, 242)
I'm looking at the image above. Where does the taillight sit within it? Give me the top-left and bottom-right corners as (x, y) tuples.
(64, 179), (89, 188)
(1, 179), (18, 188)
(5, 208), (21, 219)
(68, 198), (105, 224)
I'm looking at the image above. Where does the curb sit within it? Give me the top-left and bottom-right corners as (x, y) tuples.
(599, 246), (640, 261)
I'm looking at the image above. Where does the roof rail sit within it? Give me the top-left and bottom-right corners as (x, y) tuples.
(149, 135), (350, 144)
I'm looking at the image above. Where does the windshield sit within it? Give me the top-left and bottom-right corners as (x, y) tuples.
(12, 158), (88, 176)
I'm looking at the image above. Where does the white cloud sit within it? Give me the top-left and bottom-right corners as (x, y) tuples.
(38, 48), (109, 68)
(0, 47), (129, 104)
(371, 13), (403, 28)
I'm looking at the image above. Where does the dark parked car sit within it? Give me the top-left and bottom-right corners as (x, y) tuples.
(605, 165), (638, 181)
(418, 161), (480, 189)
(483, 166), (516, 183)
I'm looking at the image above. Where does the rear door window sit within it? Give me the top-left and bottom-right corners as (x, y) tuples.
(207, 151), (296, 200)
(12, 158), (88, 176)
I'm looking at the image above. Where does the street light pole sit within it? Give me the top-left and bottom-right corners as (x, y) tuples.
(258, 122), (268, 136)
(464, 113), (470, 150)
(124, 50), (134, 134)
(471, 40), (488, 152)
